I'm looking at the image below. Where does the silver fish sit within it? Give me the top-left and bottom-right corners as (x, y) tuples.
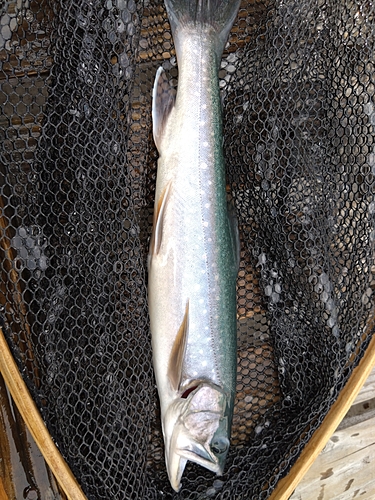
(148, 0), (240, 492)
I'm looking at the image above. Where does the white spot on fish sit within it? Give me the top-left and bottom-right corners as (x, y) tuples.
(193, 371), (198, 376)
(215, 274), (219, 281)
(202, 253), (207, 259)
(205, 203), (210, 208)
(202, 104), (207, 110)
(194, 283), (200, 291)
(202, 361), (207, 367)
(199, 349), (203, 354)
(208, 238), (212, 242)
(203, 141), (209, 147)
(199, 298), (204, 304)
(203, 221), (209, 227)
(208, 181), (212, 185)
(203, 309), (207, 314)
(201, 162), (207, 169)
(195, 91), (199, 96)
(200, 121), (206, 127)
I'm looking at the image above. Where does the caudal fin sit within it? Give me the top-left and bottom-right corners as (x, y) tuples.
(164, 0), (240, 59)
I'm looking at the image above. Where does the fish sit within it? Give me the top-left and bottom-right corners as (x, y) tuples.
(147, 0), (241, 492)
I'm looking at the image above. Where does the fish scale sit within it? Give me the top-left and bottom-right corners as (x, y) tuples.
(148, 0), (240, 492)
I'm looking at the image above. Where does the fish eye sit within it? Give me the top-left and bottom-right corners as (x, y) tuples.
(211, 436), (229, 455)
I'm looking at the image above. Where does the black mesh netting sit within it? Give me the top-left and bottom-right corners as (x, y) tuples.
(0, 0), (374, 498)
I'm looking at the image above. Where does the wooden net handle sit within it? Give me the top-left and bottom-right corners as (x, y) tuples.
(0, 327), (87, 500)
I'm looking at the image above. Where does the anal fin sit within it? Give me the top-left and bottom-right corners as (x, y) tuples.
(152, 66), (176, 152)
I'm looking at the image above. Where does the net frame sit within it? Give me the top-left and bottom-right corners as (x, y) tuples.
(0, 0), (374, 498)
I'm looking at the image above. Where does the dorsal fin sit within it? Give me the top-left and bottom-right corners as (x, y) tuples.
(152, 67), (176, 152)
(168, 301), (189, 391)
(227, 199), (240, 273)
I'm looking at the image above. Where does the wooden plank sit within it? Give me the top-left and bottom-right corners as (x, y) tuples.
(269, 330), (375, 500)
(353, 366), (375, 406)
(290, 415), (375, 499)
(288, 366), (375, 499)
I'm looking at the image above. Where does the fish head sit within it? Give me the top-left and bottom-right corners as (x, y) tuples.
(162, 382), (231, 492)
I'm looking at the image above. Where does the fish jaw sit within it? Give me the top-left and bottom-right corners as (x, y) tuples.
(162, 383), (230, 492)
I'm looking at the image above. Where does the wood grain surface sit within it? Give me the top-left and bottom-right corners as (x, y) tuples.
(269, 333), (375, 500)
(290, 367), (375, 500)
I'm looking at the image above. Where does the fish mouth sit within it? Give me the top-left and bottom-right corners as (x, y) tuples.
(163, 382), (230, 491)
(178, 427), (230, 470)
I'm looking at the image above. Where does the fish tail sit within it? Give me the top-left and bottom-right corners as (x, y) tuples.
(164, 0), (240, 59)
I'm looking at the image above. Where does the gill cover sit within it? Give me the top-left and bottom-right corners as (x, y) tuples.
(163, 383), (230, 492)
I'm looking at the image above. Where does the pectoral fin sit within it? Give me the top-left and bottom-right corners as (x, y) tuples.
(152, 66), (176, 152)
(168, 301), (189, 391)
